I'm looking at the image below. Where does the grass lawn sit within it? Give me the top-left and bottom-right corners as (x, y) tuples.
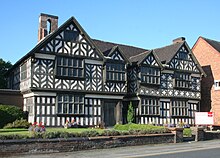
(0, 128), (104, 136)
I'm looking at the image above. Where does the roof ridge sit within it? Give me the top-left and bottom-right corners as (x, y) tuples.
(154, 41), (184, 51)
(202, 36), (220, 43)
(129, 50), (150, 59)
(92, 39), (147, 51)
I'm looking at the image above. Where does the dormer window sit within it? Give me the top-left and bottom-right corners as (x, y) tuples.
(106, 63), (125, 81)
(140, 67), (160, 85)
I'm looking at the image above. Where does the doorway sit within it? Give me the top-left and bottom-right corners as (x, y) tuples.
(104, 102), (116, 127)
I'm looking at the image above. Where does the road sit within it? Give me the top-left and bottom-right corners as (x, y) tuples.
(3, 140), (220, 158)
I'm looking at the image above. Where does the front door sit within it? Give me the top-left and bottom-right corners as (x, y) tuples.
(104, 102), (116, 127)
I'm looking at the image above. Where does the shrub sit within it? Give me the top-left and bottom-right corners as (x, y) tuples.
(114, 123), (170, 134)
(0, 134), (28, 140)
(4, 118), (31, 129)
(102, 130), (120, 136)
(80, 130), (100, 137)
(183, 128), (192, 137)
(0, 105), (26, 128)
(127, 102), (134, 123)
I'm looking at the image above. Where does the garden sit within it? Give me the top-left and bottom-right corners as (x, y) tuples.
(0, 104), (191, 140)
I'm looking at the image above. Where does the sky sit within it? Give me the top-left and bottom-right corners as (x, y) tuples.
(0, 0), (220, 64)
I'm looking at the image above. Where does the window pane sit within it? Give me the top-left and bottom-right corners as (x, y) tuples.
(69, 104), (73, 113)
(79, 104), (83, 114)
(57, 58), (62, 66)
(63, 58), (67, 66)
(78, 60), (82, 67)
(75, 96), (79, 102)
(64, 95), (68, 102)
(58, 96), (62, 102)
(73, 69), (77, 77)
(78, 69), (83, 77)
(68, 58), (72, 66)
(58, 103), (62, 113)
(73, 59), (77, 67)
(74, 104), (78, 113)
(63, 104), (67, 113)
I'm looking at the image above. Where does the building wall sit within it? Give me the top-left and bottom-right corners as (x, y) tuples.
(0, 89), (23, 108)
(193, 37), (220, 125)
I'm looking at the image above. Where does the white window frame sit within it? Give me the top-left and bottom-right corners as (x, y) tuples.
(214, 80), (220, 90)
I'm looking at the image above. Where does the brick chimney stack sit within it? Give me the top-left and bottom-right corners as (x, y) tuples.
(172, 37), (186, 44)
(38, 13), (58, 42)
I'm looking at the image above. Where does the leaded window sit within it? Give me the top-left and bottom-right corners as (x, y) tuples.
(64, 30), (79, 42)
(175, 72), (191, 89)
(26, 97), (33, 114)
(141, 98), (160, 115)
(160, 101), (170, 118)
(57, 57), (84, 78)
(191, 77), (200, 91)
(188, 102), (198, 118)
(21, 62), (27, 80)
(179, 51), (188, 60)
(106, 63), (125, 81)
(171, 100), (188, 116)
(141, 67), (160, 85)
(57, 94), (84, 114)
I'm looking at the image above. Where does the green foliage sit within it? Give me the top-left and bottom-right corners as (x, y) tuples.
(183, 128), (192, 137)
(0, 105), (26, 128)
(0, 124), (171, 140)
(127, 102), (134, 123)
(4, 118), (31, 129)
(114, 123), (170, 134)
(0, 58), (12, 89)
(102, 130), (120, 136)
(0, 134), (28, 140)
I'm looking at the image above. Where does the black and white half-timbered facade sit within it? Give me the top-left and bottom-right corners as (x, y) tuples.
(6, 14), (205, 127)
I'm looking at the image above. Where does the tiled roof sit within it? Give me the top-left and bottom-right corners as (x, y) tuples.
(153, 42), (183, 63)
(92, 39), (147, 59)
(129, 51), (151, 63)
(202, 37), (220, 53)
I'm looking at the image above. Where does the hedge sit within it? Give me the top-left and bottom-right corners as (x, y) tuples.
(0, 105), (27, 128)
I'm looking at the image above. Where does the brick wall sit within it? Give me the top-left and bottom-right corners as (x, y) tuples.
(0, 89), (23, 108)
(193, 37), (220, 124)
(0, 134), (174, 156)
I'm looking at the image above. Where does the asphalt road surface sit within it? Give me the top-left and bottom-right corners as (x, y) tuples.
(3, 139), (220, 158)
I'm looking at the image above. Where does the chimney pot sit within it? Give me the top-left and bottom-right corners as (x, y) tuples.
(172, 37), (185, 44)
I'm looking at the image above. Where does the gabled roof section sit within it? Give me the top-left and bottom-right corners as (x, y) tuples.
(129, 50), (151, 63)
(107, 46), (130, 63)
(201, 37), (220, 53)
(129, 50), (163, 68)
(153, 42), (183, 64)
(184, 42), (207, 77)
(8, 16), (105, 72)
(92, 39), (148, 60)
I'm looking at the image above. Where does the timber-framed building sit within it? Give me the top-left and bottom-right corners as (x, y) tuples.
(6, 14), (205, 127)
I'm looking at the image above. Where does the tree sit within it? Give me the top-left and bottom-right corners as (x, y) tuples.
(127, 102), (134, 124)
(0, 58), (12, 89)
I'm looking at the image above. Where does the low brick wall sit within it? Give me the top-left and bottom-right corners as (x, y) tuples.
(0, 133), (174, 155)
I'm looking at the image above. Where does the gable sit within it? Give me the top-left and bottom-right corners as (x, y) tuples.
(141, 53), (159, 67)
(108, 50), (125, 61)
(38, 19), (103, 60)
(169, 45), (200, 72)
